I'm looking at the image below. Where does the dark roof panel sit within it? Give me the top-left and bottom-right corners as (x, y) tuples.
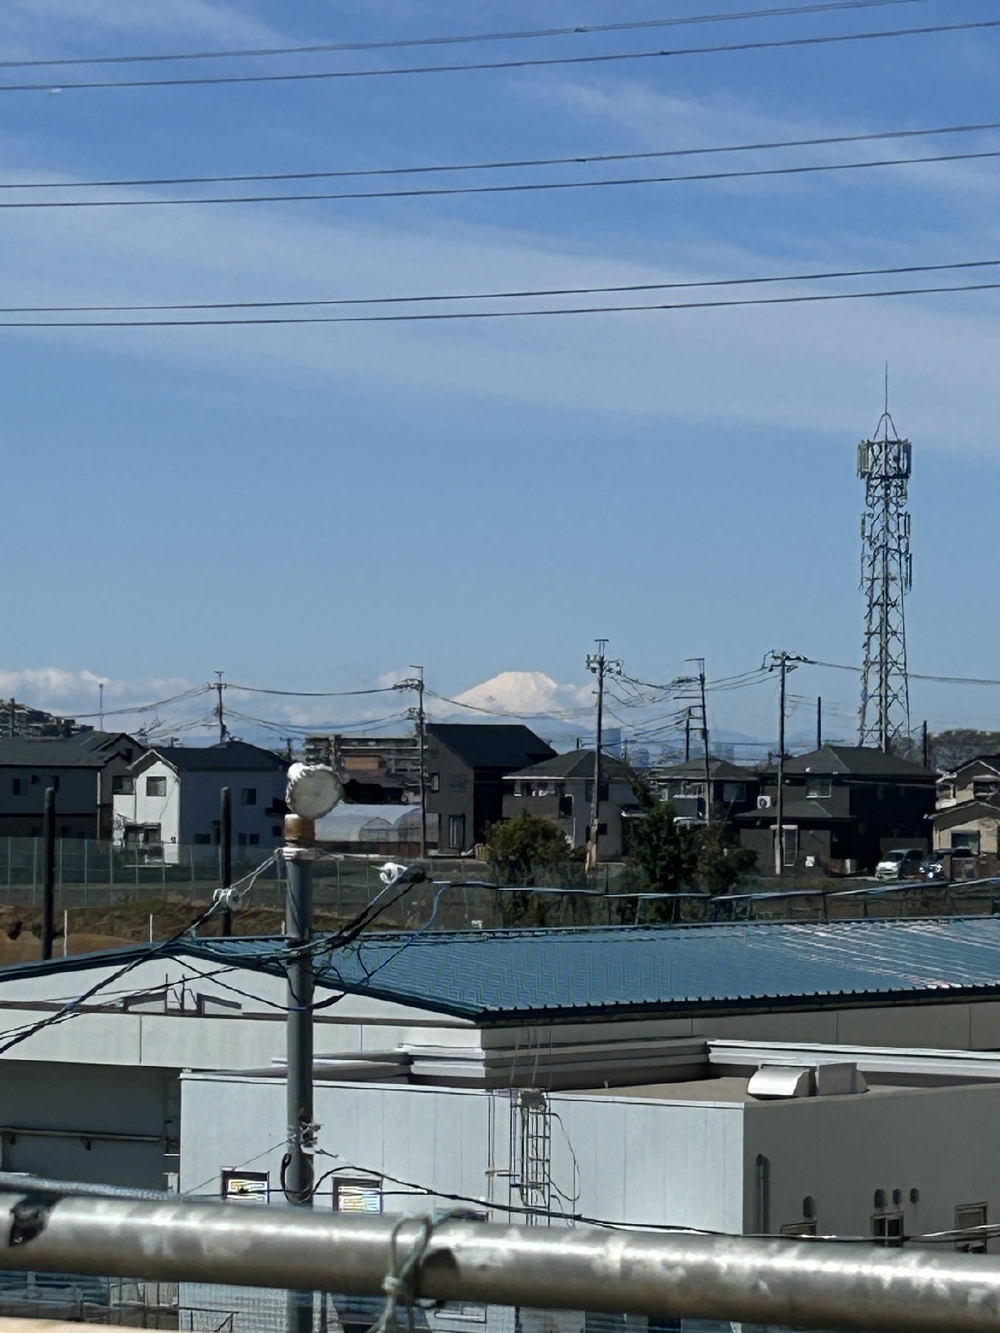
(426, 724), (554, 770)
(781, 745), (935, 779)
(141, 741), (287, 773)
(655, 759), (757, 781)
(506, 749), (632, 782)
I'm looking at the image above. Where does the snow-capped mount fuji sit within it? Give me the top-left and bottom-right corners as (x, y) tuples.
(447, 670), (592, 719)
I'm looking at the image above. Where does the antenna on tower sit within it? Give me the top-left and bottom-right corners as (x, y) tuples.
(857, 378), (913, 753)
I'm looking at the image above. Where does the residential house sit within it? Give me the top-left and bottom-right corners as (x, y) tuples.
(649, 757), (761, 825)
(501, 748), (639, 859)
(737, 744), (936, 874)
(112, 740), (287, 864)
(0, 732), (142, 839)
(931, 753), (1000, 858)
(425, 724), (555, 852)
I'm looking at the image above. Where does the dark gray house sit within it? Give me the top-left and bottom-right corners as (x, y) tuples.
(650, 757), (760, 825)
(0, 732), (142, 839)
(737, 745), (936, 875)
(502, 749), (639, 860)
(425, 724), (555, 853)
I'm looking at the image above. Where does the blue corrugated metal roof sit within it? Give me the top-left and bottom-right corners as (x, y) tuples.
(8, 918), (1000, 1021)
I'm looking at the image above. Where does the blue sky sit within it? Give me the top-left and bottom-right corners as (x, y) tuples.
(3, 0), (1000, 747)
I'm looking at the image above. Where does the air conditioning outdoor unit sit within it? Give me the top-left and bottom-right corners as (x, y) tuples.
(757, 795), (773, 810)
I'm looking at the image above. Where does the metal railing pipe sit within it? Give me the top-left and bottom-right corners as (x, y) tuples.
(1, 1192), (1000, 1332)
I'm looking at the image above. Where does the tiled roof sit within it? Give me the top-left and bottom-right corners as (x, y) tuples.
(425, 724), (554, 770)
(505, 749), (632, 782)
(10, 918), (1000, 1022)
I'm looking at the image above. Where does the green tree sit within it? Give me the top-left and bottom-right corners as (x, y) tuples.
(484, 811), (570, 885)
(625, 785), (758, 922)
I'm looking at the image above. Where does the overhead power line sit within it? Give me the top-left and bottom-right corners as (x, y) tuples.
(6, 144), (1000, 209)
(0, 1), (934, 69)
(4, 279), (1000, 327)
(7, 258), (1000, 315)
(1, 18), (996, 93)
(5, 115), (999, 193)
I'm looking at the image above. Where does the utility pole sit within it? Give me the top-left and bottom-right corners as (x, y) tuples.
(765, 652), (808, 878)
(98, 683), (104, 732)
(220, 787), (233, 937)
(922, 719), (930, 769)
(214, 671), (227, 745)
(412, 665), (427, 859)
(585, 640), (622, 872)
(397, 669), (428, 858)
(41, 786), (56, 961)
(817, 697), (823, 751)
(687, 658), (712, 825)
(684, 709), (692, 763)
(281, 760), (341, 1333)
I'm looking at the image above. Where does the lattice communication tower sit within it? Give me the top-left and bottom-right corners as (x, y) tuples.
(858, 405), (912, 752)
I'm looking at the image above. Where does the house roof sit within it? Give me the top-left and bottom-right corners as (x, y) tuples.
(654, 758), (756, 782)
(0, 736), (125, 769)
(134, 740), (286, 774)
(12, 917), (1000, 1022)
(504, 749), (633, 782)
(425, 724), (554, 770)
(777, 745), (934, 780)
(933, 800), (1000, 829)
(736, 799), (852, 823)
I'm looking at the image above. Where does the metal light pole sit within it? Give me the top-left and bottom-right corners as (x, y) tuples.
(282, 763), (342, 1333)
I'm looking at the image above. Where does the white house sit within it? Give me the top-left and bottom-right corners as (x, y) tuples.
(112, 740), (287, 863)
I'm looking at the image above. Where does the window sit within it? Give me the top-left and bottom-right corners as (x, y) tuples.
(30, 775), (39, 785)
(558, 794), (574, 818)
(429, 773), (440, 793)
(10, 779), (20, 797)
(334, 1178), (383, 1213)
(781, 825), (799, 867)
(872, 1213), (904, 1247)
(973, 780), (1000, 801)
(953, 832), (981, 854)
(146, 776), (167, 797)
(805, 776), (832, 799)
(248, 833), (260, 846)
(448, 814), (466, 850)
(238, 833), (247, 847)
(112, 775), (134, 796)
(722, 782), (746, 804)
(240, 788), (257, 807)
(221, 1169), (269, 1204)
(193, 833), (211, 846)
(272, 825), (282, 837)
(955, 1204), (988, 1253)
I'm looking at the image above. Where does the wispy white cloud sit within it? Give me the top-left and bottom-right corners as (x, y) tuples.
(0, 86), (998, 459)
(3, 0), (283, 50)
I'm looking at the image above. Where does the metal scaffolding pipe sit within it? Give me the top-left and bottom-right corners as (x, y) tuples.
(2, 1191), (1000, 1333)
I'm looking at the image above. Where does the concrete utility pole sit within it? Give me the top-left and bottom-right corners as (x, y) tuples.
(220, 787), (232, 937)
(214, 671), (227, 745)
(765, 652), (808, 877)
(585, 640), (622, 872)
(687, 658), (712, 825)
(397, 669), (428, 858)
(41, 786), (56, 961)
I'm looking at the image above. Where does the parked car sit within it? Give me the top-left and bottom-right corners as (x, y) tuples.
(920, 847), (978, 882)
(874, 848), (925, 882)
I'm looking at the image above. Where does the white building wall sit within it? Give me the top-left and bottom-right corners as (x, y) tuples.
(744, 1082), (1000, 1246)
(113, 759), (181, 849)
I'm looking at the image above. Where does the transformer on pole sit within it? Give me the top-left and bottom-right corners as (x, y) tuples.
(857, 390), (913, 753)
